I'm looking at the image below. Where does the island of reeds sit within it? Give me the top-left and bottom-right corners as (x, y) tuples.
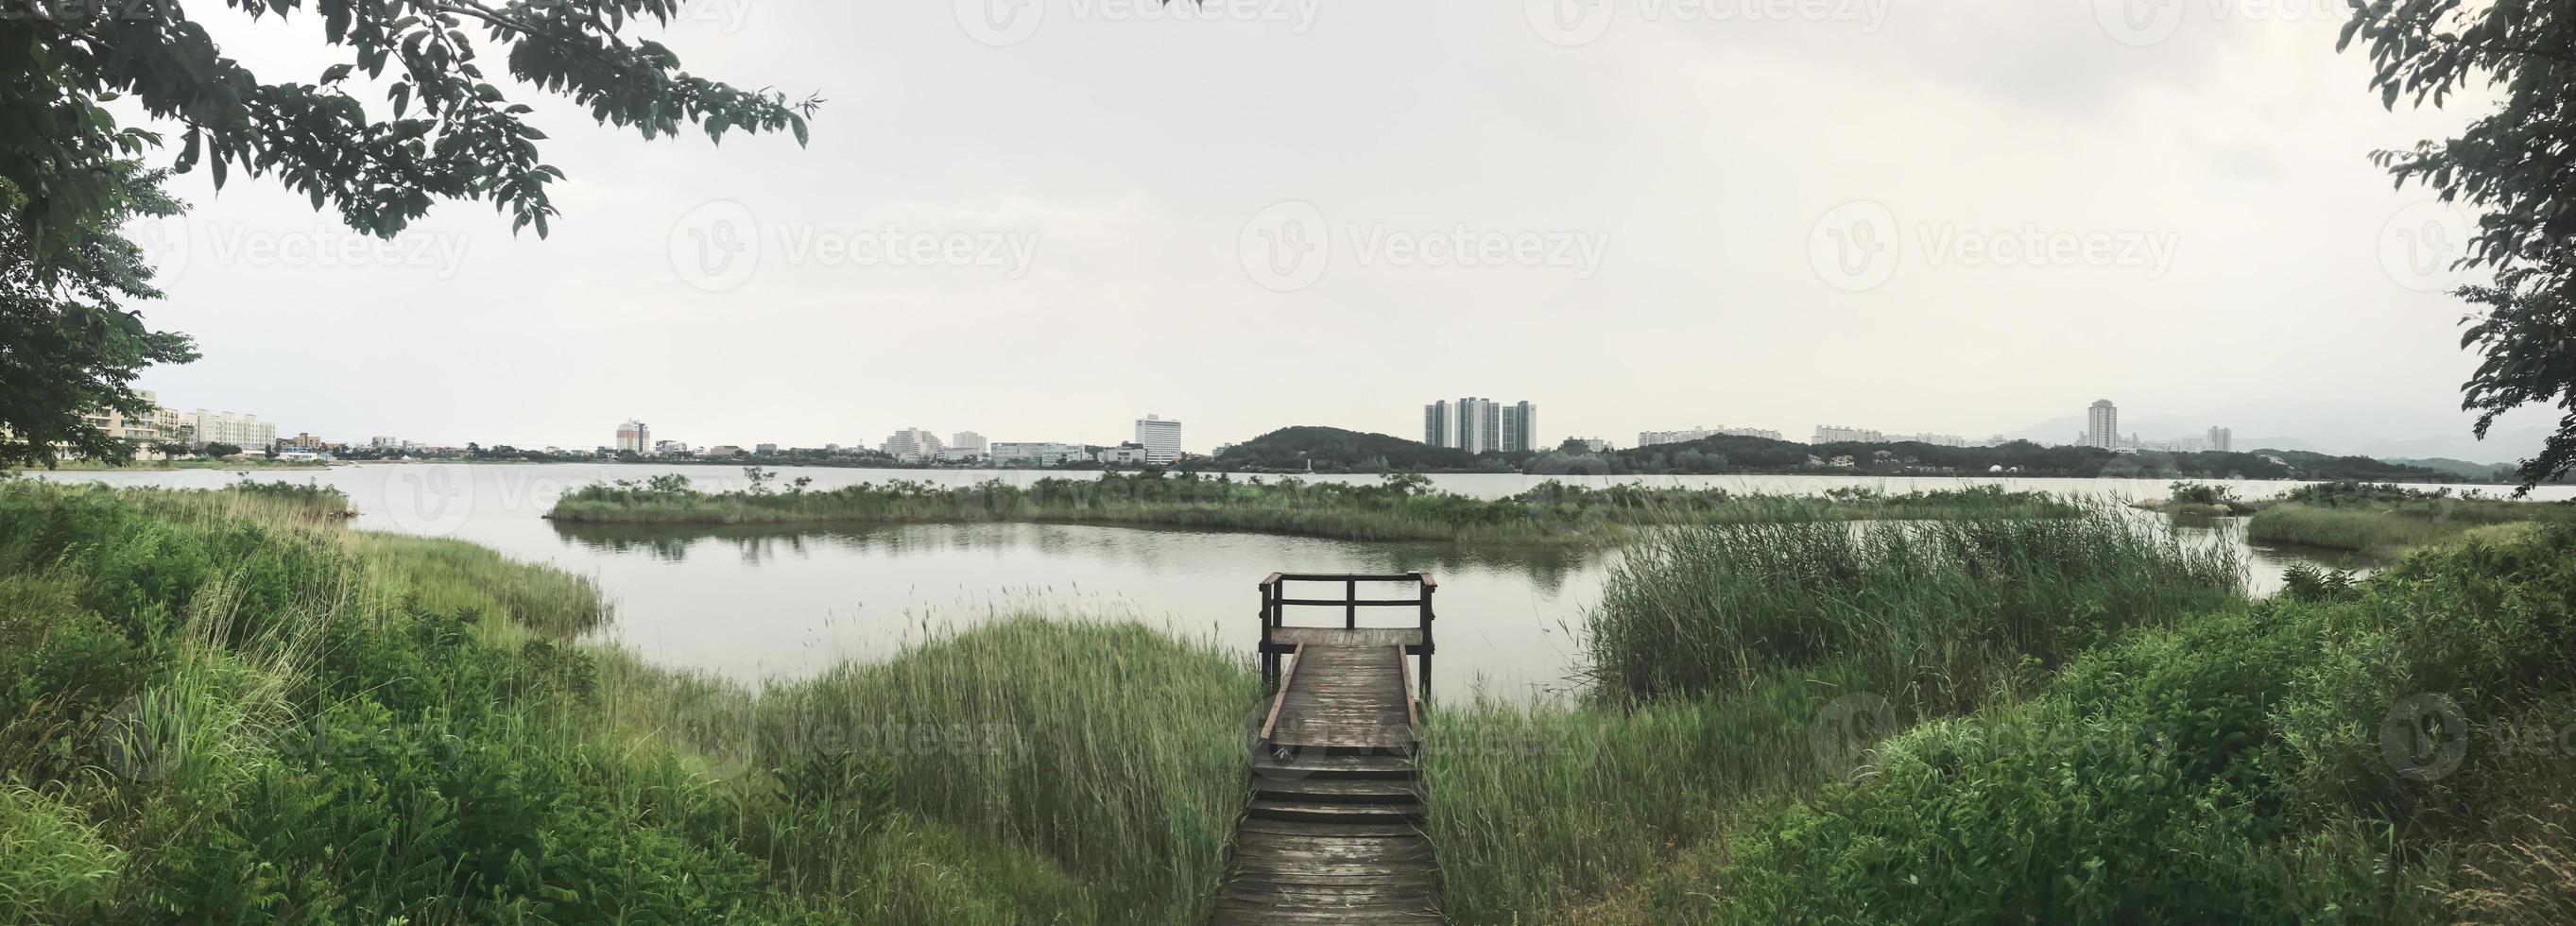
(542, 470), (2081, 544)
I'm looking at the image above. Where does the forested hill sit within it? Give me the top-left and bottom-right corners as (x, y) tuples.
(1197, 425), (2480, 482)
(1579, 434), (2471, 482)
(1204, 427), (1494, 472)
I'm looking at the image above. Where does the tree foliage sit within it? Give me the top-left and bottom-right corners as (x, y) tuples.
(0, 163), (197, 467)
(0, 0), (815, 467)
(2342, 0), (2576, 491)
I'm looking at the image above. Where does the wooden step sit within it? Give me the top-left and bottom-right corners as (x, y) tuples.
(1246, 797), (1426, 824)
(1254, 777), (1421, 804)
(1252, 752), (1417, 780)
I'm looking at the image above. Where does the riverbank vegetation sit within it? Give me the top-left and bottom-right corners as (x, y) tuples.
(1197, 425), (2482, 482)
(1421, 495), (2576, 922)
(0, 480), (1255, 924)
(546, 470), (2081, 544)
(2246, 481), (2576, 558)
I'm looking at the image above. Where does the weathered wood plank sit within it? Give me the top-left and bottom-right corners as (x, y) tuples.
(1214, 638), (1439, 925)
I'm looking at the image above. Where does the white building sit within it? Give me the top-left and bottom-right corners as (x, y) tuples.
(1812, 425), (1885, 445)
(950, 431), (987, 454)
(1134, 415), (1182, 464)
(881, 427), (944, 461)
(989, 442), (1091, 467)
(655, 439), (692, 455)
(186, 410), (278, 450)
(1425, 397), (1536, 453)
(2086, 401), (2119, 451)
(615, 420), (651, 454)
(2207, 426), (2233, 453)
(1639, 426), (1783, 446)
(1100, 444), (1152, 465)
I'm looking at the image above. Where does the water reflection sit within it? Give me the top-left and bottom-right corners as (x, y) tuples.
(548, 520), (1607, 597)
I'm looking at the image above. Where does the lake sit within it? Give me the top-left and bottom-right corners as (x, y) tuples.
(30, 463), (2553, 700)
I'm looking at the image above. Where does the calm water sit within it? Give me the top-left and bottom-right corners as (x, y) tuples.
(31, 463), (2559, 700)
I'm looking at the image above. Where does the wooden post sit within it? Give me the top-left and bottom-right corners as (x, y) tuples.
(1417, 574), (1436, 702)
(1345, 577), (1357, 629)
(1259, 580), (1277, 689)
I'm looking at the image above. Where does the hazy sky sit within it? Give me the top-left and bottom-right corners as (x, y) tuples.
(120, 0), (2530, 457)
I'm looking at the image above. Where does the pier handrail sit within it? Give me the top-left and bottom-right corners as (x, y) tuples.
(1256, 573), (1435, 697)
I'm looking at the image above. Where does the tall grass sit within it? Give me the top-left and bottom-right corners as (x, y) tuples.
(1424, 503), (2248, 923)
(2247, 484), (2576, 557)
(1710, 527), (2576, 922)
(547, 470), (2080, 545)
(1587, 503), (2246, 707)
(0, 480), (1254, 923)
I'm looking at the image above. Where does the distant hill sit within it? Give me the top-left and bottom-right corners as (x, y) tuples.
(1206, 426), (1493, 472)
(2382, 456), (2512, 482)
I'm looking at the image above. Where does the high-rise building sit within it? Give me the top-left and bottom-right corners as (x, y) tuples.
(2207, 426), (2233, 453)
(615, 420), (650, 454)
(187, 410), (277, 450)
(1500, 401), (1537, 454)
(881, 428), (943, 461)
(1134, 415), (1182, 464)
(1424, 397), (1536, 453)
(1812, 425), (1885, 444)
(950, 431), (987, 454)
(2086, 401), (2119, 451)
(1640, 426), (1784, 446)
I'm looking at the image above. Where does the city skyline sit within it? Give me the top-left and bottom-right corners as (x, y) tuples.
(111, 3), (2545, 465)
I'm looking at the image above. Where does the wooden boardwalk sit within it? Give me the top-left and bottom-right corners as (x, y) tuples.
(1212, 574), (1441, 924)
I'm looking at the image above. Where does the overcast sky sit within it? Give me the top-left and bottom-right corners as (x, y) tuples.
(119, 0), (2531, 458)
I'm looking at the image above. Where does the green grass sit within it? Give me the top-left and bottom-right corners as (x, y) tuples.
(1424, 501), (2576, 923)
(0, 479), (1256, 923)
(1423, 504), (2248, 922)
(2246, 482), (2576, 557)
(547, 470), (2081, 546)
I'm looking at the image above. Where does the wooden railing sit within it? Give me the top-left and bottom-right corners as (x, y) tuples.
(1256, 573), (1436, 700)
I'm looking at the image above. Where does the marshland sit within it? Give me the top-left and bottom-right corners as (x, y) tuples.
(9, 465), (2576, 922)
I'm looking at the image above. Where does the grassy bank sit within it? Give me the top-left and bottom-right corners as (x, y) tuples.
(2247, 481), (2576, 557)
(0, 480), (1255, 923)
(1423, 504), (2248, 921)
(1423, 495), (2576, 922)
(546, 470), (2081, 545)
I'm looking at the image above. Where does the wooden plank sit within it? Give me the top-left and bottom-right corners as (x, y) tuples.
(1218, 627), (1441, 923)
(1260, 643), (1302, 741)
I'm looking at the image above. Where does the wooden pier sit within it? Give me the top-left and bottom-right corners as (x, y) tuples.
(1212, 574), (1441, 924)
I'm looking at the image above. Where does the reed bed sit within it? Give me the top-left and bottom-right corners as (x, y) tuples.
(1423, 501), (2249, 922)
(2246, 483), (2576, 557)
(0, 480), (1253, 924)
(546, 471), (2079, 545)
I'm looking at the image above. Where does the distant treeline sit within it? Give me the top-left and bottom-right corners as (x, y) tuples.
(1195, 427), (2483, 483)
